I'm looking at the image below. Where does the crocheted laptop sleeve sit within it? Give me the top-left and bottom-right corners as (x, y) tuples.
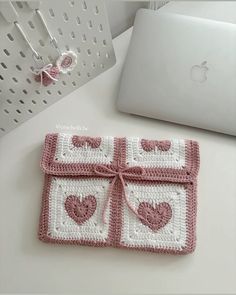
(39, 134), (200, 254)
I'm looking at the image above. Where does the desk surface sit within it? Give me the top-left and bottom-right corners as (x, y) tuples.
(0, 26), (236, 294)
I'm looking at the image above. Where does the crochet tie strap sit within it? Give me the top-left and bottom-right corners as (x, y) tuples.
(94, 164), (146, 223)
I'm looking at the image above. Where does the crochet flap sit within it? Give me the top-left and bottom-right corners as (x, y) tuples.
(40, 133), (200, 182)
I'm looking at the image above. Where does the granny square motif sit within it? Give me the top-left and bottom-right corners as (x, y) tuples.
(39, 133), (200, 254)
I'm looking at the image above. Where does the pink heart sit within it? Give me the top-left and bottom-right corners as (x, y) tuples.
(72, 136), (101, 149)
(35, 66), (60, 87)
(65, 195), (97, 225)
(137, 202), (172, 231)
(141, 139), (171, 152)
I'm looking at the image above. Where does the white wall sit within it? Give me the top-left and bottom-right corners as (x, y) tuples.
(106, 1), (147, 37)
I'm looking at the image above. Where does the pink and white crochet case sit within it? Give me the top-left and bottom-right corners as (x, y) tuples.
(39, 133), (200, 254)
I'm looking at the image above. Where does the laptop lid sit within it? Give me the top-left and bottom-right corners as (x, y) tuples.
(117, 9), (236, 136)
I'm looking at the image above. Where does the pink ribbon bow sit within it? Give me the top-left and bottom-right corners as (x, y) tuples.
(32, 63), (59, 86)
(94, 164), (146, 224)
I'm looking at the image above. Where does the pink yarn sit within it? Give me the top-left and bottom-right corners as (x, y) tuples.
(34, 66), (60, 86)
(72, 136), (101, 148)
(141, 139), (171, 152)
(65, 195), (97, 225)
(137, 202), (172, 231)
(94, 164), (146, 223)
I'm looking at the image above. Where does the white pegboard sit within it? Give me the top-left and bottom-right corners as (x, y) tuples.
(0, 0), (116, 137)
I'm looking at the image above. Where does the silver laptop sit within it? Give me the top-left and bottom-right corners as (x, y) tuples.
(117, 8), (236, 136)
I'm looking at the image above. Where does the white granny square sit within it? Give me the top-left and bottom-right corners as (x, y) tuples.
(121, 182), (187, 251)
(54, 133), (114, 164)
(126, 137), (186, 168)
(47, 177), (111, 242)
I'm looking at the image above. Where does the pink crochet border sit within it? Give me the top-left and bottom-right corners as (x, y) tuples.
(39, 134), (199, 254)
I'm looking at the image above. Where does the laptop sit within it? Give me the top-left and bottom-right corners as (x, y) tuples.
(117, 8), (236, 136)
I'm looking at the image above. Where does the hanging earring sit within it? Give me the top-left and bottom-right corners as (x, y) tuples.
(35, 9), (77, 74)
(14, 21), (59, 87)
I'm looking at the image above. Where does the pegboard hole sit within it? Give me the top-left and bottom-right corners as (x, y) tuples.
(88, 20), (93, 29)
(65, 45), (70, 51)
(12, 77), (18, 83)
(63, 12), (69, 21)
(99, 24), (103, 32)
(28, 109), (33, 114)
(26, 78), (31, 84)
(7, 99), (12, 104)
(94, 5), (99, 14)
(67, 71), (71, 76)
(82, 60), (86, 67)
(32, 100), (36, 104)
(77, 47), (81, 53)
(39, 40), (45, 47)
(87, 72), (91, 77)
(82, 34), (87, 42)
(71, 31), (75, 39)
(19, 100), (24, 104)
(103, 40), (107, 46)
(7, 33), (14, 41)
(76, 16), (81, 25)
(28, 21), (35, 29)
(47, 90), (52, 95)
(57, 91), (62, 95)
(77, 71), (81, 77)
(49, 8), (55, 17)
(43, 100), (47, 104)
(0, 128), (5, 132)
(14, 119), (19, 123)
(62, 81), (66, 86)
(97, 51), (101, 57)
(16, 109), (21, 114)
(16, 65), (22, 71)
(19, 51), (26, 58)
(0, 75), (4, 80)
(1, 62), (7, 69)
(72, 81), (76, 86)
(9, 88), (15, 94)
(82, 1), (87, 10)
(69, 1), (75, 6)
(3, 49), (10, 56)
(58, 28), (63, 35)
(105, 53), (110, 59)
(16, 2), (23, 9)
(100, 63), (105, 69)
(22, 89), (28, 95)
(4, 109), (9, 114)
(87, 49), (91, 55)
(35, 90), (40, 95)
(91, 62), (96, 68)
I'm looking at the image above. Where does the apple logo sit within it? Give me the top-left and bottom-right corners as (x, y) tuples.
(190, 61), (209, 83)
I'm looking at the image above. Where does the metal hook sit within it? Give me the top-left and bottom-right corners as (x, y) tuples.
(14, 21), (42, 60)
(35, 9), (61, 55)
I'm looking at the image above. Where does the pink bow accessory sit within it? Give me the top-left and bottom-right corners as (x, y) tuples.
(94, 164), (146, 224)
(33, 63), (59, 86)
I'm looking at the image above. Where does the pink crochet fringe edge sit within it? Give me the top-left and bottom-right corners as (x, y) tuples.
(38, 134), (200, 255)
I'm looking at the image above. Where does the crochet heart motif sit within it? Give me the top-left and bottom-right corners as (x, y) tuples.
(137, 202), (172, 231)
(34, 66), (60, 87)
(72, 136), (101, 149)
(65, 195), (97, 225)
(141, 139), (171, 152)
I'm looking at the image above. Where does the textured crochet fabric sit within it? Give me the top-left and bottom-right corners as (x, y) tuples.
(39, 133), (200, 254)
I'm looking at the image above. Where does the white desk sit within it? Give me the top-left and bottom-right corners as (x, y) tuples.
(1, 26), (236, 294)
